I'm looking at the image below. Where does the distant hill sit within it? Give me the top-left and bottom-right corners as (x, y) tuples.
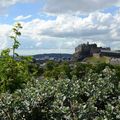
(33, 53), (72, 58)
(33, 53), (72, 62)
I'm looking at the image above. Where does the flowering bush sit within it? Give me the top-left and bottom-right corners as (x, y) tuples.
(0, 67), (120, 120)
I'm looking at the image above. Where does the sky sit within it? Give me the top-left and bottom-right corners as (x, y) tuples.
(1, 0), (120, 55)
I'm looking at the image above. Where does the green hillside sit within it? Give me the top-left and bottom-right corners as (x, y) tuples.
(84, 54), (110, 64)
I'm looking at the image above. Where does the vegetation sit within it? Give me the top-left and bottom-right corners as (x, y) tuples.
(0, 24), (120, 120)
(0, 23), (33, 93)
(0, 66), (120, 120)
(84, 54), (110, 64)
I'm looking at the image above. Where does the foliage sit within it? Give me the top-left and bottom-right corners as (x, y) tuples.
(0, 67), (120, 120)
(10, 23), (22, 58)
(0, 23), (32, 93)
(0, 23), (120, 120)
(44, 61), (72, 80)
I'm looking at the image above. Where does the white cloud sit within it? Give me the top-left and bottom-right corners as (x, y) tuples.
(14, 15), (32, 21)
(44, 0), (120, 14)
(0, 0), (36, 7)
(0, 24), (11, 49)
(1, 11), (120, 53)
(18, 11), (120, 51)
(0, 0), (119, 53)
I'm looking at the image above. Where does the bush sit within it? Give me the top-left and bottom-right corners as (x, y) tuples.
(0, 23), (32, 93)
(0, 67), (120, 120)
(0, 23), (120, 120)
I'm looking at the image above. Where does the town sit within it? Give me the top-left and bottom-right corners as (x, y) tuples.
(33, 42), (120, 64)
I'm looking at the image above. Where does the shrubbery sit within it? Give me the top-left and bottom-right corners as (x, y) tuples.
(0, 23), (33, 93)
(0, 67), (120, 120)
(0, 24), (120, 120)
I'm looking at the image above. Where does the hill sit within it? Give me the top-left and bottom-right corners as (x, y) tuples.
(83, 54), (110, 64)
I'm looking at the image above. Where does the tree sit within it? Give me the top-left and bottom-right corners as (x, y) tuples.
(0, 23), (32, 93)
(10, 23), (22, 58)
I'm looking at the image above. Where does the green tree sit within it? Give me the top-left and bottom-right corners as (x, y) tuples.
(59, 62), (72, 79)
(10, 23), (22, 58)
(0, 23), (32, 93)
(45, 61), (57, 71)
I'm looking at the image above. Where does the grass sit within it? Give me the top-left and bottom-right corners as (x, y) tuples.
(84, 54), (110, 64)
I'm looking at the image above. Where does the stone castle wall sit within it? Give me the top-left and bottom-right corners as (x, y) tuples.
(73, 42), (110, 61)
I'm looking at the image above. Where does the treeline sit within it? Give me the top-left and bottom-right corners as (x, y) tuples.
(35, 60), (120, 80)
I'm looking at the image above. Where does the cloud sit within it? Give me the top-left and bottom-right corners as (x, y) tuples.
(1, 11), (120, 53)
(14, 15), (32, 21)
(0, 0), (36, 13)
(0, 24), (11, 49)
(18, 11), (120, 51)
(34, 13), (110, 39)
(44, 0), (120, 14)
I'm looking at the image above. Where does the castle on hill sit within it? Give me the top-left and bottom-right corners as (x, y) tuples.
(73, 42), (111, 61)
(32, 42), (120, 63)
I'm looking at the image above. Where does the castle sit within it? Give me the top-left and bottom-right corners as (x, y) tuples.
(32, 42), (120, 63)
(73, 42), (110, 61)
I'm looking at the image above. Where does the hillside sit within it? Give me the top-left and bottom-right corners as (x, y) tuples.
(84, 54), (110, 64)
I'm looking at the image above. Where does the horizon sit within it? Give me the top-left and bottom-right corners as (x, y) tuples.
(11, 43), (120, 56)
(1, 0), (120, 55)
(0, 42), (120, 56)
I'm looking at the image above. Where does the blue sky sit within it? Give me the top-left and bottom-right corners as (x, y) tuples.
(0, 0), (120, 55)
(0, 1), (45, 23)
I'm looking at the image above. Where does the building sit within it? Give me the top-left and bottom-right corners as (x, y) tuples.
(73, 42), (110, 61)
(100, 50), (120, 58)
(75, 42), (100, 54)
(109, 58), (120, 65)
